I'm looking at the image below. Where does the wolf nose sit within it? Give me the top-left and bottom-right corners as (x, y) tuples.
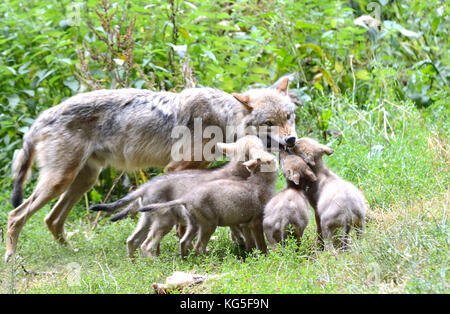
(285, 136), (296, 147)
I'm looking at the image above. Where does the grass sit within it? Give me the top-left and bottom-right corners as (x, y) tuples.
(0, 98), (448, 294)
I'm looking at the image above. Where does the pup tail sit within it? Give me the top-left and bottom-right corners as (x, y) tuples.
(11, 136), (35, 208)
(109, 200), (141, 222)
(89, 195), (136, 213)
(138, 199), (184, 213)
(89, 183), (149, 214)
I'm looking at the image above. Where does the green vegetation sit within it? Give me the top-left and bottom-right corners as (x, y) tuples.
(0, 0), (448, 293)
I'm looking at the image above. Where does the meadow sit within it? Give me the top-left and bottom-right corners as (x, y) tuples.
(0, 0), (448, 293)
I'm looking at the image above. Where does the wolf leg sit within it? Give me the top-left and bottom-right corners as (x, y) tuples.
(164, 160), (210, 172)
(45, 161), (101, 244)
(6, 168), (78, 262)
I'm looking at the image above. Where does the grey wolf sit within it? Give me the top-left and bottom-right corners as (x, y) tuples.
(293, 138), (367, 251)
(6, 78), (296, 262)
(90, 135), (265, 258)
(139, 150), (278, 258)
(263, 152), (315, 250)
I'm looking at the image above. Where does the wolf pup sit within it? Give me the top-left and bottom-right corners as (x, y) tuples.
(293, 138), (367, 251)
(139, 150), (279, 258)
(131, 199), (195, 258)
(90, 135), (265, 258)
(263, 152), (316, 250)
(6, 78), (297, 262)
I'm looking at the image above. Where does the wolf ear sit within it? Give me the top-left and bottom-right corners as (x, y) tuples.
(233, 93), (252, 110)
(275, 77), (289, 95)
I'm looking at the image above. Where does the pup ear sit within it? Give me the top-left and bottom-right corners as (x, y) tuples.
(261, 153), (275, 164)
(304, 168), (317, 182)
(243, 159), (258, 172)
(301, 153), (316, 167)
(216, 142), (235, 155)
(243, 159), (258, 167)
(288, 90), (303, 106)
(319, 144), (334, 156)
(233, 93), (252, 110)
(288, 172), (300, 185)
(248, 147), (259, 160)
(275, 77), (289, 95)
(279, 149), (289, 161)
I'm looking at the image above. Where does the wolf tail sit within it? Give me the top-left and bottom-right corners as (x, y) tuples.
(138, 199), (184, 213)
(11, 135), (36, 208)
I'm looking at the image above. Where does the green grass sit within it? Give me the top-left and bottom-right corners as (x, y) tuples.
(0, 99), (448, 294)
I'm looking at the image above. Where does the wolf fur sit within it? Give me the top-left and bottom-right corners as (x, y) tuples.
(292, 138), (367, 251)
(6, 79), (296, 262)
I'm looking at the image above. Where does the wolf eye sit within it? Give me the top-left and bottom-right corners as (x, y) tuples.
(287, 114), (292, 120)
(265, 121), (273, 127)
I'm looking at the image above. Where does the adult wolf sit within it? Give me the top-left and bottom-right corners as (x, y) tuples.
(6, 78), (296, 262)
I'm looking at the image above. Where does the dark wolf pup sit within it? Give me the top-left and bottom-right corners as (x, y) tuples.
(6, 79), (296, 262)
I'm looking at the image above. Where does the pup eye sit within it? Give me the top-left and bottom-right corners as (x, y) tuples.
(265, 121), (273, 127)
(287, 114), (292, 120)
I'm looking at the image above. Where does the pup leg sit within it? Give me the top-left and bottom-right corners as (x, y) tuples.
(249, 220), (267, 254)
(321, 221), (336, 252)
(230, 226), (246, 248)
(342, 224), (351, 251)
(176, 224), (186, 239)
(264, 227), (278, 251)
(241, 226), (257, 252)
(180, 223), (198, 258)
(355, 219), (365, 240)
(194, 225), (216, 255)
(141, 227), (170, 258)
(293, 225), (305, 248)
(127, 214), (153, 259)
(314, 212), (324, 249)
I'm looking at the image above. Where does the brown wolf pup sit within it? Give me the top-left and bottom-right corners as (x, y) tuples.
(292, 138), (367, 251)
(6, 78), (297, 262)
(263, 152), (316, 250)
(139, 150), (278, 258)
(90, 135), (264, 258)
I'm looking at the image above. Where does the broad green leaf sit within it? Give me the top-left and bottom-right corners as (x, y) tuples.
(355, 70), (372, 80)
